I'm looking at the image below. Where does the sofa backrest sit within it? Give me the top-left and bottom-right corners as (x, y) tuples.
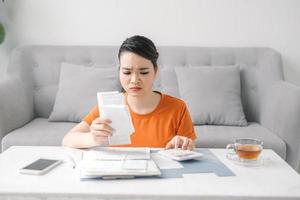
(7, 46), (284, 122)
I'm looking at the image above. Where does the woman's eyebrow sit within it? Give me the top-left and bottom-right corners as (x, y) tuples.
(122, 67), (132, 70)
(121, 67), (150, 70)
(139, 67), (150, 70)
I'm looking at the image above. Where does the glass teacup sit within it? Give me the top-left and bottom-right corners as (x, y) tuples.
(226, 138), (263, 161)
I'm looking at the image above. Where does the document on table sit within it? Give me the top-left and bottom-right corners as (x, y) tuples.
(122, 160), (148, 170)
(97, 91), (134, 145)
(79, 159), (160, 178)
(85, 147), (151, 160)
(79, 148), (161, 179)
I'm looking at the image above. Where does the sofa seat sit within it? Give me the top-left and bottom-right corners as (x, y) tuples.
(194, 122), (286, 159)
(2, 118), (286, 160)
(1, 118), (76, 152)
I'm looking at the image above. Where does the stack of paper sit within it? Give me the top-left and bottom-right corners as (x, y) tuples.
(97, 91), (134, 145)
(79, 147), (161, 179)
(85, 147), (151, 160)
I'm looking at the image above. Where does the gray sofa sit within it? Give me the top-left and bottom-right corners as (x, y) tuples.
(1, 45), (300, 173)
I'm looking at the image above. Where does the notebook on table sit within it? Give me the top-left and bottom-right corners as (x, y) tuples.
(79, 147), (161, 180)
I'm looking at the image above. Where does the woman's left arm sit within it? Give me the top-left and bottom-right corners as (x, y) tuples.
(165, 102), (196, 150)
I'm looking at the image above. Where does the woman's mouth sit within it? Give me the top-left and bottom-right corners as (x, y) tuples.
(130, 87), (142, 92)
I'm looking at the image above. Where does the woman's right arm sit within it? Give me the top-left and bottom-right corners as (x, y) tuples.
(62, 118), (113, 149)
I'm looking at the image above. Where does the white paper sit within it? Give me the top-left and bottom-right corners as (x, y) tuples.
(122, 160), (148, 170)
(126, 148), (150, 160)
(79, 149), (161, 178)
(97, 92), (134, 145)
(102, 105), (133, 145)
(85, 147), (150, 161)
(97, 91), (123, 105)
(80, 159), (160, 177)
(83, 160), (122, 170)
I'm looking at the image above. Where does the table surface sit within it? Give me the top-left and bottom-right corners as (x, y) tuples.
(0, 146), (300, 200)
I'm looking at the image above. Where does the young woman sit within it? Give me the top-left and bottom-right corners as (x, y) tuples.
(62, 35), (196, 150)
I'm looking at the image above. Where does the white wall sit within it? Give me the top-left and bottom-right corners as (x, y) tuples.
(1, 0), (300, 86)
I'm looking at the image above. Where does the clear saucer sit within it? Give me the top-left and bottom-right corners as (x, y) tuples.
(226, 154), (269, 167)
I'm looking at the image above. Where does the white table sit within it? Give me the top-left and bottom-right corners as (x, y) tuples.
(0, 146), (300, 200)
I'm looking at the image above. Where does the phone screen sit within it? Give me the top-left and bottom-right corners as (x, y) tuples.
(22, 159), (59, 171)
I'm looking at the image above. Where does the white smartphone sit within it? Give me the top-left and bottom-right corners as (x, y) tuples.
(19, 158), (62, 175)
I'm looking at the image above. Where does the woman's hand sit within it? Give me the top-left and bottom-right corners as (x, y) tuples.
(165, 135), (194, 150)
(90, 117), (113, 145)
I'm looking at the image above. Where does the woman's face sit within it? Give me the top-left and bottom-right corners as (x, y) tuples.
(119, 52), (157, 97)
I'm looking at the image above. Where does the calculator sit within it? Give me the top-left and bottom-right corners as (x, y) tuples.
(158, 149), (204, 161)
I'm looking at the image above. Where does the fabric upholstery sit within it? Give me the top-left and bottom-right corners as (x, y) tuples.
(1, 119), (286, 160)
(175, 66), (247, 126)
(194, 122), (286, 159)
(48, 62), (121, 122)
(7, 46), (119, 118)
(0, 75), (34, 151)
(1, 118), (76, 152)
(6, 46), (283, 121)
(260, 81), (300, 170)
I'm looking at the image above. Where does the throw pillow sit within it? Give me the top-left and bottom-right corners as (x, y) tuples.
(48, 62), (121, 122)
(175, 66), (247, 126)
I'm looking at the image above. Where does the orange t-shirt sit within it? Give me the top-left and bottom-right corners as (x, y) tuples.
(83, 92), (196, 147)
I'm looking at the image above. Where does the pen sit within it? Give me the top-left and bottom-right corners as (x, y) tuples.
(64, 147), (82, 169)
(67, 154), (76, 169)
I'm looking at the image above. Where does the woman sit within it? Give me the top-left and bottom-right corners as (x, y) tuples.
(62, 35), (196, 150)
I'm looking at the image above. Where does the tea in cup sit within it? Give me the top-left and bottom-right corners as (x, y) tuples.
(226, 138), (263, 161)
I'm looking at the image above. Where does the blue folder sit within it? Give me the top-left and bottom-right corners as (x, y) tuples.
(155, 149), (235, 178)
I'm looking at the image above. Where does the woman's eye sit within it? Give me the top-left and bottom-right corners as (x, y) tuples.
(122, 71), (149, 75)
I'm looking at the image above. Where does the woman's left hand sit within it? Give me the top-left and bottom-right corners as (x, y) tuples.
(165, 135), (194, 150)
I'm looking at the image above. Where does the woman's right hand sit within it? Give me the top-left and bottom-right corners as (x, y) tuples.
(90, 117), (113, 145)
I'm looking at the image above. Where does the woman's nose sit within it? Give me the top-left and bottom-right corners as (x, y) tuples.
(130, 73), (140, 83)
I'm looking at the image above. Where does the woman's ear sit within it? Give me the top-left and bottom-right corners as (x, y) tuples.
(154, 66), (159, 78)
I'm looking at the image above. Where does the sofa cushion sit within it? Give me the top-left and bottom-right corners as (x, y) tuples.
(48, 62), (121, 122)
(159, 65), (181, 98)
(1, 118), (77, 152)
(175, 66), (247, 126)
(194, 122), (286, 159)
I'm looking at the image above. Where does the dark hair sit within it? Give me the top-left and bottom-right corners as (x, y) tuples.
(118, 35), (159, 71)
